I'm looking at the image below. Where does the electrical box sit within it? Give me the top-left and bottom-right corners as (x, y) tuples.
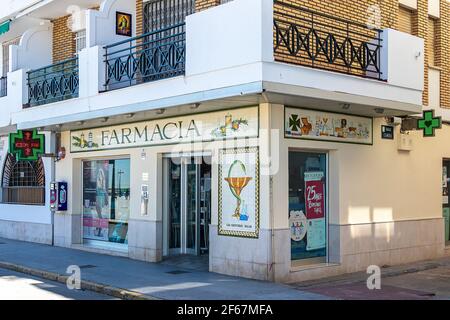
(398, 133), (413, 151)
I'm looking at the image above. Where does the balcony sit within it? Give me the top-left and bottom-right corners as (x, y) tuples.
(25, 57), (79, 108)
(104, 23), (186, 91)
(6, 0), (425, 131)
(273, 0), (383, 80)
(0, 76), (6, 98)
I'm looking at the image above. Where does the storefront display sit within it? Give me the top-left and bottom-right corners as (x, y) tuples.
(82, 159), (130, 245)
(289, 151), (327, 261)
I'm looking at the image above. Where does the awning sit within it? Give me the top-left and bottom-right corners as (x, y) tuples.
(0, 20), (11, 36)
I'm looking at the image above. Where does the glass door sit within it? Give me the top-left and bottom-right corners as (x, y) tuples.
(165, 156), (211, 256)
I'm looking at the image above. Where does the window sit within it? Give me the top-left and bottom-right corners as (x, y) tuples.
(82, 159), (130, 245)
(428, 18), (437, 67)
(398, 6), (413, 34)
(2, 37), (20, 76)
(143, 0), (195, 33)
(1, 153), (45, 205)
(288, 151), (327, 263)
(74, 30), (86, 54)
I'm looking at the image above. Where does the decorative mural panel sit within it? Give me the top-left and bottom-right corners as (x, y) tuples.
(285, 107), (373, 145)
(218, 147), (260, 238)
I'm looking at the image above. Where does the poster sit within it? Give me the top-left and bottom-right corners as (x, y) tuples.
(218, 147), (259, 238)
(116, 12), (132, 37)
(289, 210), (307, 242)
(285, 107), (373, 145)
(82, 160), (111, 241)
(304, 172), (326, 251)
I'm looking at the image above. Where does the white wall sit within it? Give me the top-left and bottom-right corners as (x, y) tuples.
(0, 69), (26, 128)
(428, 0), (440, 18)
(10, 23), (52, 72)
(186, 0), (274, 76)
(86, 0), (136, 47)
(0, 132), (54, 225)
(0, 0), (43, 21)
(381, 28), (424, 92)
(399, 0), (417, 10)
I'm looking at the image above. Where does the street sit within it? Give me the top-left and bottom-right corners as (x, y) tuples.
(0, 268), (116, 300)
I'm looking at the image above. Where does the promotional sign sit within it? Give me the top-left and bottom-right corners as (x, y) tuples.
(418, 110), (442, 137)
(9, 130), (45, 161)
(71, 106), (259, 152)
(289, 210), (307, 242)
(285, 107), (373, 145)
(304, 172), (326, 251)
(218, 147), (260, 238)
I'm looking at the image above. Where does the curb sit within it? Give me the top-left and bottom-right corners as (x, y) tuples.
(0, 261), (161, 300)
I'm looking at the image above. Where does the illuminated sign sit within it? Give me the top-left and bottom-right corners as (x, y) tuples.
(9, 130), (45, 161)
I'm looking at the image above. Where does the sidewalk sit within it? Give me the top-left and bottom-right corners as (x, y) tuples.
(0, 238), (327, 300)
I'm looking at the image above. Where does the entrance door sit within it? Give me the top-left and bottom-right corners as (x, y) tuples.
(164, 156), (211, 256)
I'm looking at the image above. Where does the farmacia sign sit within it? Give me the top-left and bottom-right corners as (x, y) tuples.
(70, 106), (259, 152)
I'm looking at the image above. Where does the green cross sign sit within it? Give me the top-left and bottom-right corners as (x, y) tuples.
(289, 114), (301, 132)
(9, 130), (45, 161)
(417, 110), (442, 137)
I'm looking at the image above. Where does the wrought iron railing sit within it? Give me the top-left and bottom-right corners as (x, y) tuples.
(273, 1), (383, 80)
(0, 76), (7, 98)
(26, 57), (79, 108)
(104, 23), (186, 91)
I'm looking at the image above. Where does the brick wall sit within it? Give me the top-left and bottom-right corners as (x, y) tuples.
(437, 0), (450, 108)
(275, 0), (448, 108)
(196, 0), (221, 11)
(52, 15), (76, 63)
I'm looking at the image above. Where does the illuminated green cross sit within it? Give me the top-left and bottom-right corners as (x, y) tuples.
(418, 110), (442, 137)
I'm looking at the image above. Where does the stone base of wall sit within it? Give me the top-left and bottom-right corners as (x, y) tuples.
(275, 218), (446, 283)
(209, 225), (272, 281)
(0, 219), (52, 245)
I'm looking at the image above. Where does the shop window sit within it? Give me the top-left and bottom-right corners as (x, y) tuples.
(1, 153), (46, 205)
(82, 159), (130, 245)
(288, 151), (327, 263)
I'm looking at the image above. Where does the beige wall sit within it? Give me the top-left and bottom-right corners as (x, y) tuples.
(271, 104), (445, 229)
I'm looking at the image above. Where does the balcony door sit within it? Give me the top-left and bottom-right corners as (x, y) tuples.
(143, 0), (195, 33)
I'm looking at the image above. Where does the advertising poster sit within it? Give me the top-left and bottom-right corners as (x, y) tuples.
(304, 172), (326, 251)
(218, 147), (260, 238)
(285, 107), (373, 145)
(83, 161), (111, 241)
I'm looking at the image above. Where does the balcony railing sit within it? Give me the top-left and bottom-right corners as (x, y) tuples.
(26, 57), (79, 108)
(104, 23), (186, 91)
(273, 1), (383, 80)
(0, 76), (6, 98)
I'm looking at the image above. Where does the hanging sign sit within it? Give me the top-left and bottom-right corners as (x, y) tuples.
(285, 107), (373, 145)
(70, 106), (259, 152)
(417, 110), (441, 137)
(9, 130), (45, 161)
(304, 172), (326, 251)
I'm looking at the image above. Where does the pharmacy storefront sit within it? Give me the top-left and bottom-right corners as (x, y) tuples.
(52, 103), (446, 282)
(54, 105), (265, 273)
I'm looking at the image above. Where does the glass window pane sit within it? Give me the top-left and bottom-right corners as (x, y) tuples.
(83, 159), (130, 245)
(289, 151), (327, 261)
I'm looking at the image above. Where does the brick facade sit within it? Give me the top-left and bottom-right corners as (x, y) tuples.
(127, 0), (447, 108)
(196, 0), (221, 11)
(52, 15), (76, 63)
